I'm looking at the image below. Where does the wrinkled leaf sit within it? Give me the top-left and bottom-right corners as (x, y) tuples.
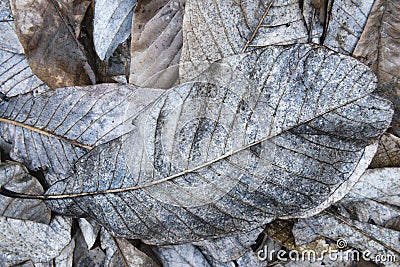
(0, 0), (48, 97)
(353, 0), (400, 137)
(0, 161), (50, 223)
(0, 216), (71, 263)
(194, 227), (263, 262)
(46, 44), (392, 244)
(10, 0), (94, 88)
(0, 84), (163, 184)
(180, 0), (311, 79)
(94, 0), (136, 60)
(370, 133), (400, 168)
(322, 0), (374, 54)
(293, 168), (400, 260)
(100, 228), (159, 267)
(129, 0), (184, 88)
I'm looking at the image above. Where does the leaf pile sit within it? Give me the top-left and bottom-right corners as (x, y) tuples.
(0, 0), (399, 266)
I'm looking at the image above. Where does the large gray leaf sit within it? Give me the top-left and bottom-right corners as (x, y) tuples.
(293, 168), (400, 261)
(94, 0), (137, 61)
(0, 216), (71, 263)
(10, 0), (94, 88)
(370, 133), (400, 168)
(353, 0), (400, 136)
(42, 44), (393, 244)
(0, 161), (50, 223)
(0, 0), (48, 97)
(0, 84), (163, 184)
(129, 0), (184, 88)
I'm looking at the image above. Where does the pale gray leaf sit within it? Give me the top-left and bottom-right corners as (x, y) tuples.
(46, 44), (393, 244)
(235, 250), (265, 267)
(0, 84), (163, 184)
(353, 0), (400, 137)
(152, 244), (209, 267)
(79, 218), (101, 249)
(194, 227), (263, 262)
(54, 239), (75, 267)
(0, 216), (71, 263)
(129, 0), (183, 88)
(370, 133), (400, 168)
(0, 161), (50, 223)
(100, 228), (159, 267)
(94, 0), (136, 60)
(323, 0), (374, 54)
(0, 0), (48, 97)
(73, 227), (106, 267)
(180, 0), (310, 79)
(301, 0), (325, 44)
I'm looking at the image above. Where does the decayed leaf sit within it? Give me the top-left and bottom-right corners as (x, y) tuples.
(0, 84), (163, 184)
(293, 168), (400, 260)
(79, 218), (101, 249)
(45, 44), (392, 244)
(194, 227), (263, 262)
(0, 216), (71, 263)
(301, 0), (325, 44)
(0, 0), (48, 97)
(0, 161), (50, 223)
(322, 0), (374, 55)
(94, 0), (137, 60)
(73, 227), (106, 267)
(129, 0), (183, 88)
(10, 0), (94, 88)
(54, 239), (75, 267)
(370, 133), (400, 168)
(152, 244), (209, 267)
(180, 0), (311, 79)
(100, 228), (159, 267)
(353, 0), (400, 137)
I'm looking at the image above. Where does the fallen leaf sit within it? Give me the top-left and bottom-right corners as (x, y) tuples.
(44, 44), (392, 244)
(322, 0), (374, 55)
(129, 0), (184, 88)
(293, 168), (400, 261)
(370, 133), (400, 168)
(79, 218), (101, 249)
(73, 227), (106, 267)
(0, 216), (71, 263)
(152, 244), (209, 267)
(10, 0), (94, 88)
(193, 227), (263, 262)
(180, 0), (311, 79)
(0, 84), (163, 184)
(0, 161), (50, 223)
(353, 0), (400, 137)
(100, 228), (159, 267)
(94, 0), (136, 61)
(0, 0), (48, 97)
(54, 239), (75, 267)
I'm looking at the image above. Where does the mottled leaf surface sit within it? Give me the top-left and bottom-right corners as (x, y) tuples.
(46, 44), (392, 244)
(94, 0), (136, 60)
(370, 133), (400, 168)
(0, 216), (71, 263)
(0, 84), (163, 184)
(323, 0), (374, 54)
(0, 161), (50, 223)
(180, 0), (311, 79)
(354, 0), (400, 136)
(129, 0), (183, 88)
(293, 168), (400, 260)
(153, 244), (209, 267)
(0, 0), (48, 97)
(10, 0), (94, 88)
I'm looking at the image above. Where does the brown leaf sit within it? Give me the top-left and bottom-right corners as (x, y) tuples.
(369, 133), (400, 168)
(129, 0), (184, 88)
(10, 0), (94, 88)
(353, 0), (400, 136)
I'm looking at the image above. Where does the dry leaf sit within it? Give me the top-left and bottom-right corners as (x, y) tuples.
(44, 44), (392, 244)
(10, 0), (94, 88)
(370, 133), (400, 168)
